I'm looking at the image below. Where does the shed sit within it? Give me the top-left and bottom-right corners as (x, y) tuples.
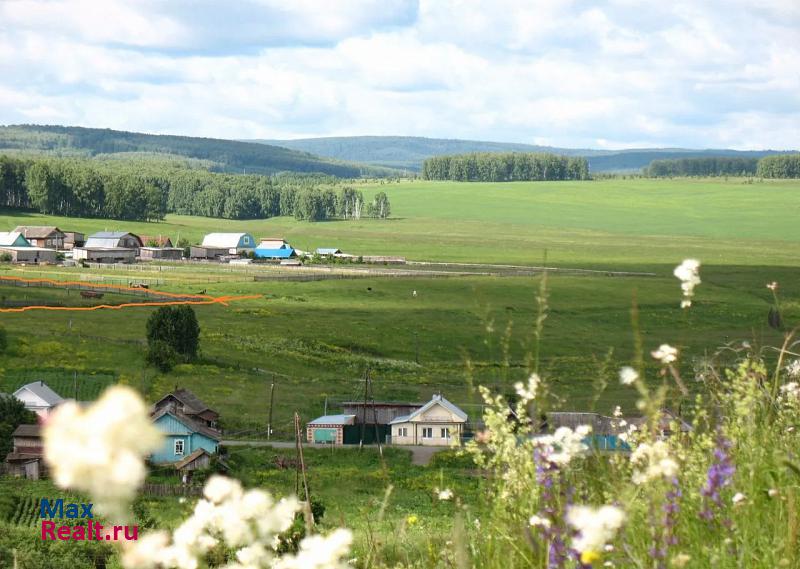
(73, 247), (136, 263)
(151, 409), (220, 464)
(306, 414), (356, 445)
(13, 381), (64, 418)
(316, 248), (342, 256)
(389, 395), (468, 446)
(4, 424), (45, 480)
(14, 226), (65, 249)
(201, 233), (255, 253)
(0, 246), (58, 264)
(174, 448), (213, 472)
(63, 231), (85, 250)
(190, 246), (230, 260)
(139, 247), (183, 261)
(84, 232), (143, 249)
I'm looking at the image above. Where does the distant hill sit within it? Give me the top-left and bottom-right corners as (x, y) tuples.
(254, 135), (787, 173)
(0, 125), (391, 177)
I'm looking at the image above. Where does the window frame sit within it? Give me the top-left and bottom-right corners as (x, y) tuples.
(174, 439), (185, 456)
(422, 427), (433, 438)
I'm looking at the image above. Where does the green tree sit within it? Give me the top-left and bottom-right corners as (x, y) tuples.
(0, 396), (37, 458)
(145, 305), (201, 371)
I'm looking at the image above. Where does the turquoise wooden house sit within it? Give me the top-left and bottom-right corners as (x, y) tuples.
(150, 409), (221, 464)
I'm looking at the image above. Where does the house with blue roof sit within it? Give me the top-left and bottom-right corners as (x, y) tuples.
(150, 408), (220, 464)
(254, 237), (297, 260)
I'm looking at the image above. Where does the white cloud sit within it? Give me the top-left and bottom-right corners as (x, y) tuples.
(0, 0), (797, 148)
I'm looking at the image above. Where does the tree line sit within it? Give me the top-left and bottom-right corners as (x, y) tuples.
(756, 154), (800, 179)
(0, 155), (390, 222)
(421, 152), (590, 181)
(644, 154), (800, 178)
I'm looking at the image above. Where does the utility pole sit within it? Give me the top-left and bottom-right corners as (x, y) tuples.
(414, 331), (419, 364)
(294, 412), (314, 532)
(267, 381), (275, 440)
(359, 368), (369, 449)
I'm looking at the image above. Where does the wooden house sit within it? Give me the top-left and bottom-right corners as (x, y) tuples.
(63, 231), (85, 250)
(150, 409), (220, 464)
(4, 424), (45, 479)
(14, 226), (65, 249)
(84, 231), (143, 249)
(152, 388), (220, 430)
(140, 235), (174, 248)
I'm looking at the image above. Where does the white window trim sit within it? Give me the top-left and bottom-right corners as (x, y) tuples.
(422, 427), (433, 438)
(174, 439), (185, 456)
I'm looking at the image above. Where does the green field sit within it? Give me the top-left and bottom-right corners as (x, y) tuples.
(2, 177), (799, 567)
(1, 177), (797, 432)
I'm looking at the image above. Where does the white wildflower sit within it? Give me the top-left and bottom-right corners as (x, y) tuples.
(673, 259), (701, 308)
(613, 406), (623, 418)
(529, 515), (551, 529)
(43, 386), (162, 520)
(651, 344), (678, 365)
(767, 281), (778, 291)
(436, 488), (454, 501)
(785, 359), (800, 378)
(514, 373), (540, 403)
(630, 440), (679, 485)
(780, 382), (800, 400)
(769, 488), (779, 498)
(619, 366), (638, 385)
(732, 492), (747, 506)
(275, 528), (353, 569)
(567, 505), (625, 562)
(537, 426), (591, 466)
(671, 553), (692, 568)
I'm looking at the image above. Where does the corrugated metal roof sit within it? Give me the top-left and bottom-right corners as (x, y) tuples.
(201, 233), (254, 248)
(89, 231), (130, 239)
(14, 381), (64, 406)
(308, 414), (356, 426)
(0, 232), (30, 247)
(316, 248), (342, 255)
(85, 232), (141, 249)
(258, 239), (289, 249)
(151, 409), (221, 441)
(254, 247), (296, 259)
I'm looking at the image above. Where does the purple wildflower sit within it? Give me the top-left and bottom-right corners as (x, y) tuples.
(532, 448), (572, 569)
(699, 433), (735, 527)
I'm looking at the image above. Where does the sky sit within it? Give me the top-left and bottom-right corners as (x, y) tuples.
(0, 0), (798, 150)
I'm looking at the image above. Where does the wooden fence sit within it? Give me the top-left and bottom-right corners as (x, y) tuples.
(141, 483), (204, 497)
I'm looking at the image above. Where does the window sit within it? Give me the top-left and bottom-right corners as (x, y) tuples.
(243, 236), (250, 244)
(398, 427), (408, 437)
(422, 427), (433, 438)
(174, 439), (185, 456)
(441, 427), (450, 438)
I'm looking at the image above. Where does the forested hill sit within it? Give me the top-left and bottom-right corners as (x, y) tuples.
(255, 135), (786, 173)
(0, 125), (384, 177)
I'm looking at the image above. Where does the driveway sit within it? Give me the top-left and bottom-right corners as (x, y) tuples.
(221, 439), (446, 466)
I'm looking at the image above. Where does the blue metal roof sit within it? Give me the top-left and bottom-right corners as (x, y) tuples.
(254, 247), (296, 259)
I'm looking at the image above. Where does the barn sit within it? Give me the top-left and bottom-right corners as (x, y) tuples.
(84, 231), (143, 249)
(200, 233), (255, 254)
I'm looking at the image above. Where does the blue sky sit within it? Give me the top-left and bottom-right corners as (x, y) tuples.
(0, 0), (797, 149)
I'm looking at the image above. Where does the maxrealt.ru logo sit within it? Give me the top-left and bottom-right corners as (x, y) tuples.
(40, 499), (138, 541)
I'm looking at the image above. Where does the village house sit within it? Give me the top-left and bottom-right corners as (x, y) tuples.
(389, 394), (468, 446)
(306, 414), (356, 445)
(150, 408), (221, 465)
(12, 381), (64, 418)
(202, 233), (255, 253)
(254, 237), (296, 260)
(0, 231), (58, 264)
(14, 226), (65, 249)
(4, 424), (45, 480)
(152, 388), (220, 430)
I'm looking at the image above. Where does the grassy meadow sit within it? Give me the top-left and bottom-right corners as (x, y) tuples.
(1, 176), (799, 567)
